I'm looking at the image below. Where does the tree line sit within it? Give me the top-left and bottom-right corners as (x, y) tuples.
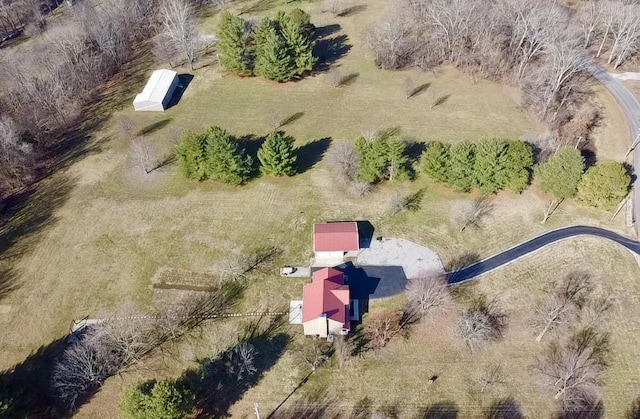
(175, 125), (298, 184)
(362, 0), (640, 148)
(217, 8), (316, 82)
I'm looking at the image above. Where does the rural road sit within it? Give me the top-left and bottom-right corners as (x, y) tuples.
(448, 225), (640, 284)
(587, 62), (640, 236)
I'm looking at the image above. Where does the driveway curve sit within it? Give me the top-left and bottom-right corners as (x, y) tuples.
(448, 225), (640, 284)
(586, 62), (640, 235)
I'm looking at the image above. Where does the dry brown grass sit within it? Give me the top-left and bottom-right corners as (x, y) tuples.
(0, 0), (637, 418)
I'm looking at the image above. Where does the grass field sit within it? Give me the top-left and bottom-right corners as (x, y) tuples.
(0, 0), (638, 417)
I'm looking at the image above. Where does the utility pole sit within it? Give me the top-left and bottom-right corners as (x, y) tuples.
(254, 403), (261, 419)
(624, 130), (640, 158)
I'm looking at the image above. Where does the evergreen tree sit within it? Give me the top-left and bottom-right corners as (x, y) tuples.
(258, 131), (297, 176)
(447, 141), (476, 192)
(254, 23), (297, 82)
(204, 126), (253, 184)
(504, 140), (534, 193)
(578, 162), (631, 209)
(288, 8), (314, 39)
(535, 147), (585, 200)
(121, 379), (195, 419)
(473, 139), (510, 195)
(356, 136), (389, 183)
(387, 139), (411, 181)
(176, 131), (208, 180)
(217, 11), (253, 76)
(420, 141), (450, 183)
(281, 10), (316, 75)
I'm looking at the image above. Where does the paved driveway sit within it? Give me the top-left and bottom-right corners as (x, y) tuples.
(346, 238), (444, 299)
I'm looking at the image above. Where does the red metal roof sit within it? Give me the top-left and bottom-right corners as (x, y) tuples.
(313, 222), (359, 252)
(302, 268), (350, 329)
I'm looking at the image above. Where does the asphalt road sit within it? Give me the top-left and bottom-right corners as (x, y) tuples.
(587, 62), (640, 235)
(448, 225), (640, 284)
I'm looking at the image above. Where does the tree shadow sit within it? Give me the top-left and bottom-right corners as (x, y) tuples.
(581, 149), (597, 170)
(280, 112), (304, 127)
(313, 34), (352, 71)
(404, 189), (425, 211)
(0, 266), (18, 302)
(238, 134), (266, 176)
(337, 72), (359, 87)
(627, 396), (640, 419)
(409, 83), (431, 98)
(406, 141), (427, 163)
(313, 24), (341, 41)
(295, 138), (332, 174)
(239, 0), (279, 15)
(486, 397), (523, 419)
(416, 401), (459, 419)
(0, 176), (75, 261)
(338, 4), (368, 17)
(184, 324), (290, 418)
(0, 337), (68, 417)
(268, 394), (343, 418)
(445, 252), (481, 274)
(557, 399), (604, 419)
(166, 74), (194, 109)
(431, 94), (451, 109)
(138, 118), (172, 136)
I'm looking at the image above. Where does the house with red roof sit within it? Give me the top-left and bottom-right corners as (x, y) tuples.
(313, 222), (359, 264)
(302, 267), (351, 337)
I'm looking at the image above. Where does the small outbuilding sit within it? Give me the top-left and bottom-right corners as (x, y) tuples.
(133, 69), (179, 112)
(313, 222), (359, 263)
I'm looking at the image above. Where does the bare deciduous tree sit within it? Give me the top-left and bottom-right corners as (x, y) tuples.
(295, 339), (331, 372)
(403, 76), (415, 99)
(347, 180), (372, 197)
(224, 342), (258, 380)
(153, 33), (178, 67)
(266, 108), (281, 130)
(332, 335), (354, 368)
(536, 328), (608, 403)
(326, 141), (359, 182)
(322, 0), (345, 17)
(130, 136), (157, 174)
(0, 115), (32, 196)
(404, 270), (450, 323)
(328, 68), (344, 87)
(363, 15), (416, 70)
(533, 271), (592, 342)
(364, 309), (402, 350)
(477, 364), (506, 393)
(159, 0), (200, 70)
(451, 198), (494, 232)
(458, 299), (506, 350)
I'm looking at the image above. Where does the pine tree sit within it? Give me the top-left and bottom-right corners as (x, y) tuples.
(504, 140), (534, 193)
(578, 162), (630, 209)
(281, 10), (316, 76)
(176, 131), (208, 180)
(420, 141), (450, 183)
(217, 11), (253, 76)
(387, 139), (411, 181)
(121, 379), (195, 419)
(258, 131), (297, 176)
(448, 141), (476, 192)
(473, 139), (510, 195)
(356, 136), (390, 183)
(254, 23), (297, 82)
(204, 126), (253, 184)
(535, 147), (585, 200)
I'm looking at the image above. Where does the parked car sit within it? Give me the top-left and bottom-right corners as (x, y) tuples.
(280, 266), (297, 276)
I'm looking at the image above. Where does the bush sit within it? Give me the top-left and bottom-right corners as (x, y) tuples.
(578, 162), (631, 210)
(121, 379), (195, 419)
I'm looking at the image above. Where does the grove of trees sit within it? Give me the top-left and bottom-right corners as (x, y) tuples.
(217, 9), (316, 82)
(420, 138), (534, 195)
(176, 126), (302, 183)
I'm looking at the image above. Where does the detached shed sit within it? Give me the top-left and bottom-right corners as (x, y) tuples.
(133, 69), (179, 112)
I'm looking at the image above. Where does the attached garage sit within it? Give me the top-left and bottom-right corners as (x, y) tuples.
(133, 69), (179, 112)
